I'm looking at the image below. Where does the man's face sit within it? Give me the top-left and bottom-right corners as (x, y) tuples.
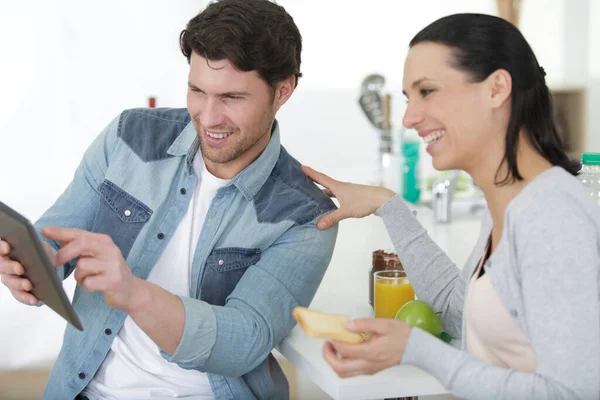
(187, 52), (292, 179)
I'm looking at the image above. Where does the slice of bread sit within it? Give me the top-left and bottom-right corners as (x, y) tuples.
(292, 307), (371, 344)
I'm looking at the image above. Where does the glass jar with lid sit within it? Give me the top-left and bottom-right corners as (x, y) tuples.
(369, 249), (403, 307)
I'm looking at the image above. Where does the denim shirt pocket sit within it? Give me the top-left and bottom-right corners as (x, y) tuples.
(92, 180), (153, 259)
(199, 247), (261, 306)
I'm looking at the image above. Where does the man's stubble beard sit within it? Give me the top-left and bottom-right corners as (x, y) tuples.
(195, 107), (275, 165)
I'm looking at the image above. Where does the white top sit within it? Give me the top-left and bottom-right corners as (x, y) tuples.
(83, 152), (229, 400)
(465, 238), (536, 372)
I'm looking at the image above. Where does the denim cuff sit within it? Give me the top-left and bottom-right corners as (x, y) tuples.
(160, 296), (217, 369)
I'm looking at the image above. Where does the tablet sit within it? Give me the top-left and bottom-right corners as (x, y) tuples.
(0, 201), (83, 331)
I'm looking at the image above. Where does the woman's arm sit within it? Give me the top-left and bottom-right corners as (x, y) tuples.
(302, 165), (490, 338)
(402, 327), (590, 400)
(376, 194), (490, 338)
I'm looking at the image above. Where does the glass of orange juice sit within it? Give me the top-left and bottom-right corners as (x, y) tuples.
(374, 270), (415, 318)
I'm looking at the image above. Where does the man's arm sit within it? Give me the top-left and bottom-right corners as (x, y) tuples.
(43, 225), (186, 355)
(45, 211), (337, 376)
(162, 217), (338, 376)
(124, 278), (185, 355)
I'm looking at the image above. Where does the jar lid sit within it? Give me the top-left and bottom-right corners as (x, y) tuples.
(581, 153), (600, 165)
(373, 249), (396, 255)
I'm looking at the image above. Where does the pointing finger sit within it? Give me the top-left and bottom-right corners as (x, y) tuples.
(41, 226), (87, 245)
(301, 166), (338, 190)
(54, 236), (103, 266)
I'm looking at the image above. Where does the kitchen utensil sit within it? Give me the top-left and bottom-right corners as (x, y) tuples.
(361, 73), (386, 93)
(358, 92), (384, 129)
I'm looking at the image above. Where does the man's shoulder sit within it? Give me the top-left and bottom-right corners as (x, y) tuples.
(116, 108), (191, 162)
(254, 147), (337, 226)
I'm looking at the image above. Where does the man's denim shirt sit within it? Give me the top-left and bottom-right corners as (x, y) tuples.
(34, 108), (338, 399)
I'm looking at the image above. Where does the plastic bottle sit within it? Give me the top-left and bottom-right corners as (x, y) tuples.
(401, 129), (421, 204)
(578, 152), (600, 206)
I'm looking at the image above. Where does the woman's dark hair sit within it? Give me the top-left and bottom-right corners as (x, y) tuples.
(410, 13), (578, 183)
(180, 0), (302, 91)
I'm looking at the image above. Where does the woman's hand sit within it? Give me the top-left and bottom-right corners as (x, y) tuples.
(323, 318), (412, 378)
(302, 166), (396, 230)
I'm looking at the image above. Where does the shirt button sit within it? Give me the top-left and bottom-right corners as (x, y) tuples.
(78, 372), (86, 379)
(510, 310), (518, 317)
(105, 328), (112, 335)
(124, 210), (131, 217)
(218, 259), (224, 266)
(180, 188), (187, 195)
(157, 233), (165, 240)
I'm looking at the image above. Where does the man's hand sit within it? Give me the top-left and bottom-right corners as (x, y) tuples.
(0, 239), (55, 305)
(42, 227), (143, 312)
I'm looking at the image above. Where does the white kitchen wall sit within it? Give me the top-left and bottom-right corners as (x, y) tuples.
(587, 0), (600, 151)
(0, 0), (207, 369)
(0, 0), (595, 371)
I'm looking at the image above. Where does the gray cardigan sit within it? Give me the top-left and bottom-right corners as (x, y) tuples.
(376, 167), (600, 399)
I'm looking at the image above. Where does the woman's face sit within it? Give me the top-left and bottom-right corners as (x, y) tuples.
(402, 42), (501, 172)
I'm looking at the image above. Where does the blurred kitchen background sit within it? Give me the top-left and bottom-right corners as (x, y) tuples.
(0, 0), (598, 398)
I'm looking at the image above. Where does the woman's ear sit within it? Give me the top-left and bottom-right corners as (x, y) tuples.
(488, 69), (512, 109)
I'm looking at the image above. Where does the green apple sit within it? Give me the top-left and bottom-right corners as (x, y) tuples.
(395, 300), (444, 338)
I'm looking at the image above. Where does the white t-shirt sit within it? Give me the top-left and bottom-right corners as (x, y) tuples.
(83, 152), (229, 400)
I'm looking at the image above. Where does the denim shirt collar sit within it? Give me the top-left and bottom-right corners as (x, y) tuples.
(167, 119), (281, 201)
(167, 121), (198, 157)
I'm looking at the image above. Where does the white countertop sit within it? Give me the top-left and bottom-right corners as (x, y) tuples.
(278, 206), (482, 399)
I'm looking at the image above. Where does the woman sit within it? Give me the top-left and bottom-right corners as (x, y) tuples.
(303, 13), (600, 399)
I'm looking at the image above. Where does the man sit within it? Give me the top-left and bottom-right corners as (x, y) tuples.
(0, 1), (337, 398)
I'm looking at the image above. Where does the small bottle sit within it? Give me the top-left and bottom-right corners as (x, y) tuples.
(369, 250), (403, 307)
(400, 128), (421, 204)
(578, 152), (600, 206)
